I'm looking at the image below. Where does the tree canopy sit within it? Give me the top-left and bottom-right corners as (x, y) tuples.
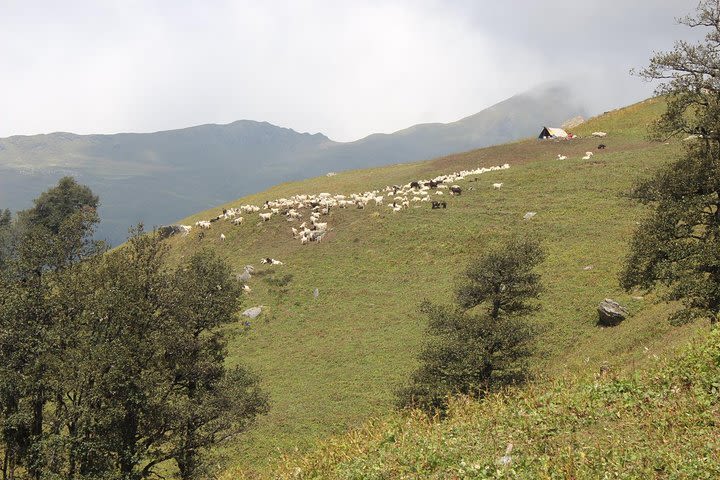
(622, 1), (720, 327)
(0, 180), (267, 479)
(397, 237), (543, 413)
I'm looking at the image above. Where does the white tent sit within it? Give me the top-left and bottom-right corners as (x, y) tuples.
(538, 127), (569, 139)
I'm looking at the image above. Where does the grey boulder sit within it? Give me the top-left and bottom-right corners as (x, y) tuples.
(598, 299), (628, 326)
(242, 306), (263, 319)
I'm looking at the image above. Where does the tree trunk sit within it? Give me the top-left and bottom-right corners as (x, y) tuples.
(119, 405), (139, 480)
(27, 391), (44, 480)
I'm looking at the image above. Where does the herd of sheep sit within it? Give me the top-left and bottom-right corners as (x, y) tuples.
(165, 163), (511, 247)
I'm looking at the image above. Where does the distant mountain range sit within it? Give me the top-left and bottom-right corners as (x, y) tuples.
(0, 83), (587, 245)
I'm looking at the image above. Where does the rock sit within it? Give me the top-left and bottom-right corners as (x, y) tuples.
(597, 298), (628, 326)
(236, 271), (251, 282)
(591, 131), (608, 137)
(242, 306), (263, 319)
(523, 211), (537, 220)
(157, 224), (189, 239)
(562, 116), (585, 129)
(313, 288), (319, 299)
(583, 265), (594, 271)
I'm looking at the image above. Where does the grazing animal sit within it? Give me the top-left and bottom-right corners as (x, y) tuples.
(493, 182), (503, 189)
(232, 217), (244, 225)
(259, 213), (272, 222)
(195, 220), (211, 229)
(557, 154), (568, 160)
(425, 180), (438, 189)
(598, 144), (606, 149)
(410, 181), (421, 189)
(261, 258), (284, 265)
(242, 284), (251, 293)
(450, 185), (462, 196)
(431, 201), (447, 209)
(220, 233), (226, 240)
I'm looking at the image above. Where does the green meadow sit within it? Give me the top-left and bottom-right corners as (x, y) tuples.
(162, 97), (705, 475)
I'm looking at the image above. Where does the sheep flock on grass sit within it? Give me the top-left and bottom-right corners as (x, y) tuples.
(168, 163), (510, 247)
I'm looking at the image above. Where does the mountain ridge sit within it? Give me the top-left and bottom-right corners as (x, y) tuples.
(0, 83), (587, 244)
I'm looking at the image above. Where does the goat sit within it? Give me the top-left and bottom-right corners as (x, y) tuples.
(450, 185), (462, 195)
(493, 183), (503, 189)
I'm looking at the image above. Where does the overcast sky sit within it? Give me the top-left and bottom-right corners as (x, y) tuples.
(0, 0), (704, 142)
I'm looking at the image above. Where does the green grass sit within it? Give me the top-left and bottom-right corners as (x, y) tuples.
(162, 96), (705, 475)
(268, 328), (720, 479)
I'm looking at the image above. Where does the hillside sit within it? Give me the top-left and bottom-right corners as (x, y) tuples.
(269, 329), (720, 478)
(0, 84), (586, 245)
(157, 96), (707, 475)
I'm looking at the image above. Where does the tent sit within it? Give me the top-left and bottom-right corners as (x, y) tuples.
(538, 127), (569, 139)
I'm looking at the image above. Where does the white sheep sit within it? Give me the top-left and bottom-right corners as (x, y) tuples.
(220, 233), (226, 240)
(259, 213), (273, 222)
(242, 284), (252, 293)
(260, 258), (284, 265)
(231, 217), (244, 225)
(195, 220), (211, 229)
(557, 154), (568, 160)
(493, 183), (503, 189)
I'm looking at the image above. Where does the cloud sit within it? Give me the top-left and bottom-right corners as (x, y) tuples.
(0, 0), (704, 141)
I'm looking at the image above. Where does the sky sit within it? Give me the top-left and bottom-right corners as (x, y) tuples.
(0, 0), (704, 142)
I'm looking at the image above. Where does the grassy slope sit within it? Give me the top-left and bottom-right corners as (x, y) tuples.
(271, 329), (720, 479)
(164, 97), (703, 474)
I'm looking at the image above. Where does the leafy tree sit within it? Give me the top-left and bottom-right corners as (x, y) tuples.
(398, 237), (543, 413)
(456, 236), (545, 318)
(622, 1), (720, 327)
(21, 177), (98, 235)
(0, 179), (102, 480)
(41, 232), (267, 479)
(165, 250), (268, 479)
(0, 209), (10, 229)
(1, 180), (266, 479)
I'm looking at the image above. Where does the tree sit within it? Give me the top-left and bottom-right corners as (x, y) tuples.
(622, 1), (720, 327)
(1, 180), (267, 479)
(397, 237), (544, 413)
(0, 210), (10, 229)
(21, 177), (98, 235)
(0, 179), (102, 480)
(42, 231), (267, 479)
(164, 250), (268, 479)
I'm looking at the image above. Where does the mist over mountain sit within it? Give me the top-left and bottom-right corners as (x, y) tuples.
(0, 84), (587, 245)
